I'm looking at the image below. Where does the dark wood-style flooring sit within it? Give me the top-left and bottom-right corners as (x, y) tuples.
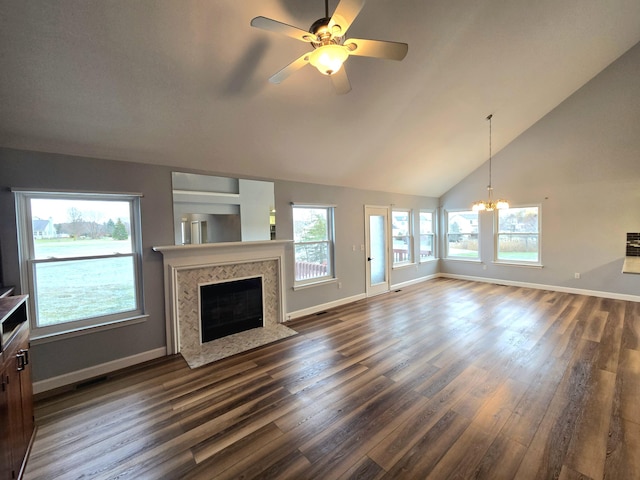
(24, 279), (640, 479)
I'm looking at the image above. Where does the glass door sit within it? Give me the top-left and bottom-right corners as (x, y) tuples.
(364, 206), (390, 296)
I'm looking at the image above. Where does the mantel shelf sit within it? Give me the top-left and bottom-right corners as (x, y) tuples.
(153, 239), (292, 254)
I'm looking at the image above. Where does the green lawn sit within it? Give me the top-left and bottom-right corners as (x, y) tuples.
(34, 239), (136, 326)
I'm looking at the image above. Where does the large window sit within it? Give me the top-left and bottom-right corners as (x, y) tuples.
(292, 205), (335, 286)
(15, 191), (144, 337)
(446, 210), (479, 260)
(419, 210), (435, 262)
(496, 206), (541, 264)
(392, 209), (413, 266)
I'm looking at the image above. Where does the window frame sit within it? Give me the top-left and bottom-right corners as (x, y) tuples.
(391, 208), (414, 267)
(14, 190), (145, 339)
(291, 203), (336, 288)
(445, 209), (480, 261)
(494, 204), (542, 266)
(418, 209), (436, 262)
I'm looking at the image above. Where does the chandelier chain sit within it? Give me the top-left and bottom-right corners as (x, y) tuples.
(487, 113), (492, 189)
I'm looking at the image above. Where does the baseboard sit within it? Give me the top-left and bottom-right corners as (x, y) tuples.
(33, 346), (167, 394)
(391, 273), (439, 290)
(286, 293), (367, 321)
(439, 273), (640, 302)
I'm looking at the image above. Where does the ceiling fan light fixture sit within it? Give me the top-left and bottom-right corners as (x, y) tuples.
(309, 44), (349, 75)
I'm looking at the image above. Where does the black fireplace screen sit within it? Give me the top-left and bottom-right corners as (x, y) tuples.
(199, 276), (263, 343)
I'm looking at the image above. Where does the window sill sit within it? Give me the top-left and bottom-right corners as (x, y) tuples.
(392, 262), (416, 270)
(444, 258), (481, 263)
(293, 278), (337, 291)
(492, 261), (544, 269)
(419, 258), (438, 264)
(30, 314), (149, 346)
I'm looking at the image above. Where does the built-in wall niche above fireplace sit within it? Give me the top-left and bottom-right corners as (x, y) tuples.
(172, 172), (275, 245)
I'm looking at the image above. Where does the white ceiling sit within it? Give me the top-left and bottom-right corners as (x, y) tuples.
(1, 0), (639, 197)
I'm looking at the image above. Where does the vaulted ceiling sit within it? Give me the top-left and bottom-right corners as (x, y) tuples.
(1, 1), (639, 196)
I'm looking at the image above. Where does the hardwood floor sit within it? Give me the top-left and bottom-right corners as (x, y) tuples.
(24, 279), (640, 479)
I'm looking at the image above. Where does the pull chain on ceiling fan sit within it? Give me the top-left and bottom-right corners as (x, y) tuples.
(250, 0), (409, 94)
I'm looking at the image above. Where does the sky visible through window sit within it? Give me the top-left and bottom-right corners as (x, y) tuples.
(31, 198), (130, 224)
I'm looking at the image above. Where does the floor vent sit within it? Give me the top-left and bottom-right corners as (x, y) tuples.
(315, 311), (328, 316)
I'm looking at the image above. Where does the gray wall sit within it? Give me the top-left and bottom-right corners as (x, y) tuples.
(274, 180), (439, 314)
(0, 149), (174, 382)
(0, 149), (438, 383)
(440, 41), (640, 297)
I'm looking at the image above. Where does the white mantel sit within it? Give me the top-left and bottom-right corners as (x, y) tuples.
(153, 240), (291, 356)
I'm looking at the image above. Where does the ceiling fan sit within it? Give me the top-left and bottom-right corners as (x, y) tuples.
(250, 0), (408, 94)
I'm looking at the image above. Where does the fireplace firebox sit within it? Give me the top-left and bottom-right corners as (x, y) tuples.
(199, 276), (264, 343)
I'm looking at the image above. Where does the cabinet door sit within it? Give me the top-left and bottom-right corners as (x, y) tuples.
(6, 354), (24, 479)
(0, 369), (12, 479)
(19, 345), (34, 448)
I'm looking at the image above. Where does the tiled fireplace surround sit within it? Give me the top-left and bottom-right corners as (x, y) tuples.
(153, 240), (295, 368)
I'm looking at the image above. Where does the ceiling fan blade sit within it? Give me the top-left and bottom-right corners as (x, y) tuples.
(268, 53), (311, 84)
(251, 16), (317, 43)
(331, 67), (352, 94)
(345, 38), (408, 61)
(329, 0), (365, 37)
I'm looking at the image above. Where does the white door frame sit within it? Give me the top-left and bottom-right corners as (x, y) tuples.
(364, 205), (390, 297)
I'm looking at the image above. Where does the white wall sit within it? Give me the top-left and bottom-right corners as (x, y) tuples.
(440, 41), (640, 298)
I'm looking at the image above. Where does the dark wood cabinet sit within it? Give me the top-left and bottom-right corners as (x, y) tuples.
(0, 295), (35, 480)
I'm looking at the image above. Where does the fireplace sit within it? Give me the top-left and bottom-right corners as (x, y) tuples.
(199, 276), (264, 343)
(153, 240), (295, 368)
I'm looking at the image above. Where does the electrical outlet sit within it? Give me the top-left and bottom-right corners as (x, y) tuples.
(338, 282), (342, 289)
(574, 273), (581, 279)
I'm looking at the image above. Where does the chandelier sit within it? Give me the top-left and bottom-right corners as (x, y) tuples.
(472, 114), (509, 212)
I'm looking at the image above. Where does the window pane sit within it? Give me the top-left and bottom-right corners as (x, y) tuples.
(419, 211), (434, 261)
(34, 256), (137, 326)
(497, 235), (539, 262)
(420, 234), (434, 260)
(293, 208), (328, 243)
(31, 198), (132, 258)
(447, 233), (479, 258)
(370, 215), (387, 284)
(392, 209), (412, 264)
(497, 206), (540, 263)
(419, 212), (433, 234)
(294, 242), (330, 281)
(498, 207), (538, 233)
(447, 210), (479, 259)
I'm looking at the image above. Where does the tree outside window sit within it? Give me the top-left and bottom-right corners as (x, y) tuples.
(496, 206), (540, 263)
(446, 210), (479, 259)
(293, 206), (335, 284)
(15, 192), (144, 336)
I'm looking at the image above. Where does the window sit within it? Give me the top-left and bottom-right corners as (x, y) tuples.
(292, 205), (335, 286)
(392, 209), (413, 266)
(496, 206), (541, 264)
(446, 210), (479, 260)
(419, 210), (435, 261)
(14, 191), (144, 337)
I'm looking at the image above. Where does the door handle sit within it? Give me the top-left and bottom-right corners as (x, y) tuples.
(19, 349), (29, 366)
(367, 257), (373, 261)
(16, 352), (26, 371)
